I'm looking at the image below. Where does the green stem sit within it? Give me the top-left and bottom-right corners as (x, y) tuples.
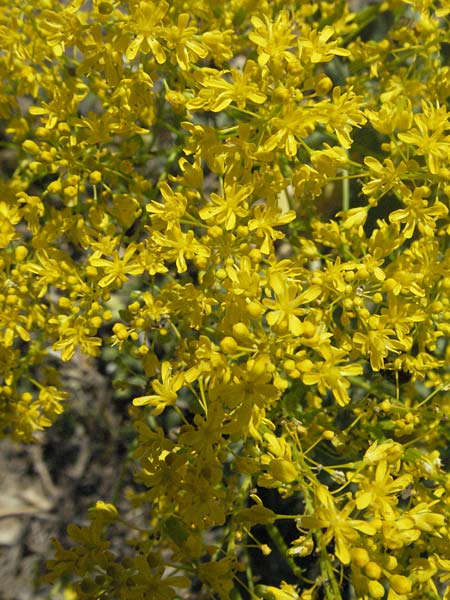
(266, 523), (303, 579)
(342, 166), (350, 212)
(320, 551), (343, 600)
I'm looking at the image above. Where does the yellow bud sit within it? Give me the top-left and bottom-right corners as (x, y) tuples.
(431, 300), (443, 313)
(359, 308), (370, 320)
(249, 355), (270, 376)
(113, 323), (129, 341)
(246, 301), (264, 318)
(67, 174), (80, 186)
(273, 374), (289, 391)
(35, 127), (50, 139)
(98, 1), (113, 14)
(302, 321), (316, 338)
(389, 574), (412, 594)
(283, 359), (296, 371)
(296, 359), (314, 372)
(269, 459), (297, 483)
(367, 580), (385, 598)
(322, 430), (334, 441)
(383, 278), (399, 292)
(208, 225), (222, 238)
(273, 86), (291, 101)
(249, 248), (261, 262)
(379, 399), (391, 413)
(63, 185), (78, 198)
(384, 555), (397, 571)
(372, 292), (383, 304)
(14, 245), (28, 261)
(194, 256), (208, 269)
(351, 547), (370, 567)
(316, 74), (333, 95)
(47, 180), (62, 194)
(405, 412), (414, 424)
(232, 322), (250, 339)
(128, 301), (140, 313)
(364, 561), (382, 580)
(89, 170), (102, 184)
(85, 265), (98, 277)
(6, 294), (18, 305)
(89, 316), (102, 328)
(58, 297), (72, 309)
(22, 139), (40, 154)
(397, 110), (412, 130)
(220, 336), (238, 354)
(343, 298), (353, 311)
(58, 122), (71, 134)
(40, 150), (54, 163)
(368, 315), (379, 330)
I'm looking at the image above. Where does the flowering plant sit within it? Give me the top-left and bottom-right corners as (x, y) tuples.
(1, 0), (449, 598)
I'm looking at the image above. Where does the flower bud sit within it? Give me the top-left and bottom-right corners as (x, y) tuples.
(389, 574), (412, 594)
(220, 336), (238, 354)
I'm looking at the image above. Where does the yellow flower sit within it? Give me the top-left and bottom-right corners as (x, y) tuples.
(362, 440), (404, 466)
(151, 224), (210, 273)
(248, 198), (296, 255)
(0, 201), (21, 248)
(190, 60), (266, 112)
(389, 186), (448, 239)
(298, 25), (350, 64)
(262, 106), (320, 158)
(362, 156), (409, 200)
(37, 5), (83, 57)
(354, 460), (413, 518)
(249, 11), (297, 66)
(302, 343), (363, 406)
(319, 86), (367, 149)
(196, 557), (236, 599)
(398, 103), (450, 174)
(133, 361), (184, 414)
(52, 315), (102, 361)
(257, 582), (300, 599)
(125, 1), (168, 62)
(89, 245), (143, 288)
(145, 181), (187, 229)
(353, 315), (408, 371)
(263, 272), (321, 336)
(199, 181), (252, 230)
(162, 13), (207, 70)
(299, 485), (377, 564)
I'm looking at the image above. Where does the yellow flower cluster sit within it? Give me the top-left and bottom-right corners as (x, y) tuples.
(1, 0), (449, 598)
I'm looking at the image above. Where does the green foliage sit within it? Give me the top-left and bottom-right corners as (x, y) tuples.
(0, 0), (449, 598)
